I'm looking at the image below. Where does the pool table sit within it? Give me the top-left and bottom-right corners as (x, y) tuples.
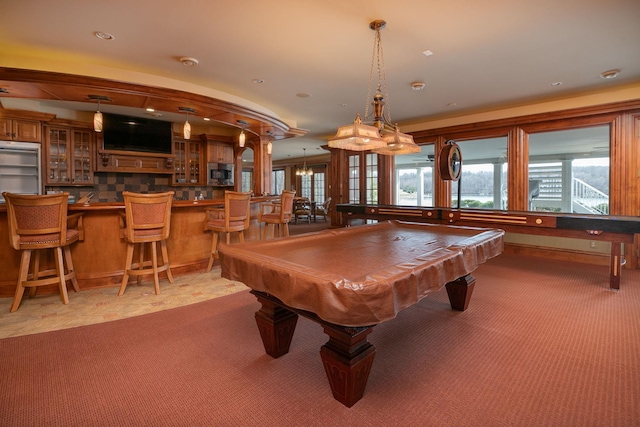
(219, 220), (504, 407)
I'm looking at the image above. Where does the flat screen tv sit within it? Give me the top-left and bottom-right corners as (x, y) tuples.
(102, 113), (173, 154)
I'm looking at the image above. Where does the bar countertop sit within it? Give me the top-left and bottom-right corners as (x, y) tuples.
(0, 196), (278, 212)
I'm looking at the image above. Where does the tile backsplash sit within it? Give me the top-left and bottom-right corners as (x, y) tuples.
(46, 172), (225, 203)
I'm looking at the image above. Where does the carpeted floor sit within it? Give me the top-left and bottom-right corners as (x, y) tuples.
(1, 253), (639, 426)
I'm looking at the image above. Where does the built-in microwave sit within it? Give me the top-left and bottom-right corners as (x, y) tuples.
(207, 162), (234, 186)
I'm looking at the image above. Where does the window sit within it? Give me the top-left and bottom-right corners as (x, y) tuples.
(271, 169), (285, 195)
(395, 145), (434, 206)
(241, 170), (252, 193)
(528, 126), (609, 214)
(450, 137), (508, 209)
(365, 153), (378, 203)
(349, 155), (360, 203)
(300, 175), (312, 199)
(313, 172), (326, 203)
(348, 153), (379, 204)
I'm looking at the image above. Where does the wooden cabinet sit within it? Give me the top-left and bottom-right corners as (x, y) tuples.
(173, 137), (203, 185)
(0, 118), (41, 142)
(208, 143), (234, 164)
(45, 126), (94, 185)
(96, 132), (175, 174)
(97, 151), (175, 174)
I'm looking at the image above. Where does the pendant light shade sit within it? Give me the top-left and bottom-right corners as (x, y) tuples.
(183, 120), (191, 140)
(237, 120), (248, 147)
(328, 114), (387, 151)
(88, 95), (110, 133)
(93, 110), (103, 133)
(179, 107), (195, 140)
(374, 125), (421, 155)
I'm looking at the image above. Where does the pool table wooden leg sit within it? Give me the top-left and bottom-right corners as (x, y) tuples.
(445, 274), (476, 311)
(250, 290), (376, 407)
(254, 297), (299, 358)
(320, 325), (376, 408)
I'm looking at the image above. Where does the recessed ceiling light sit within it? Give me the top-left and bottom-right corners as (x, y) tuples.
(203, 117), (211, 121)
(252, 79), (265, 84)
(411, 82), (426, 91)
(145, 107), (155, 112)
(600, 69), (620, 80)
(179, 57), (199, 67)
(447, 102), (457, 107)
(422, 50), (434, 57)
(338, 103), (347, 108)
(296, 93), (311, 98)
(94, 31), (115, 41)
(550, 81), (563, 86)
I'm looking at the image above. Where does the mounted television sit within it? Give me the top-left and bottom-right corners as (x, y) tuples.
(102, 113), (173, 154)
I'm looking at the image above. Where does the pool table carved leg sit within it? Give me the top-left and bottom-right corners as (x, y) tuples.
(250, 290), (377, 407)
(445, 274), (476, 311)
(254, 297), (299, 358)
(320, 325), (376, 408)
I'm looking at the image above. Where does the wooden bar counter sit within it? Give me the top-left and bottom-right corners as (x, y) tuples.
(0, 197), (276, 297)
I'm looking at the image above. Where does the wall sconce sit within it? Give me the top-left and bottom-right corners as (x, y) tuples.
(88, 95), (110, 133)
(179, 107), (195, 140)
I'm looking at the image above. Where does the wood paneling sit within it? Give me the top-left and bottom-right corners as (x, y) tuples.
(0, 67), (305, 140)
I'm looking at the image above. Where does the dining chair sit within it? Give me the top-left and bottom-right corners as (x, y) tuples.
(204, 191), (252, 272)
(3, 192), (84, 312)
(258, 190), (295, 239)
(119, 191), (174, 296)
(294, 197), (311, 224)
(315, 197), (332, 222)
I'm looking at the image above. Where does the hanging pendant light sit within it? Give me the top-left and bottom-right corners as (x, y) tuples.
(179, 107), (195, 140)
(296, 148), (313, 176)
(88, 95), (110, 133)
(183, 112), (191, 140)
(266, 131), (274, 155)
(237, 120), (248, 147)
(94, 100), (103, 133)
(328, 20), (419, 155)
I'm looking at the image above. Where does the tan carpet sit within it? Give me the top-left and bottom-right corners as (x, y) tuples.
(1, 254), (639, 426)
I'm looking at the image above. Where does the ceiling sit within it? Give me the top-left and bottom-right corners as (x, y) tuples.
(0, 0), (639, 165)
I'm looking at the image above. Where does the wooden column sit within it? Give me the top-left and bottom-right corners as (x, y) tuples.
(248, 136), (273, 196)
(434, 136), (451, 207)
(507, 126), (529, 211)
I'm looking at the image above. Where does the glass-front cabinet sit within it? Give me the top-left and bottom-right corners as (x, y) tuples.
(45, 126), (93, 185)
(173, 137), (203, 185)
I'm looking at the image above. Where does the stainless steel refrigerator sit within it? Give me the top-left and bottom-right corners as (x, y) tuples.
(0, 141), (42, 202)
